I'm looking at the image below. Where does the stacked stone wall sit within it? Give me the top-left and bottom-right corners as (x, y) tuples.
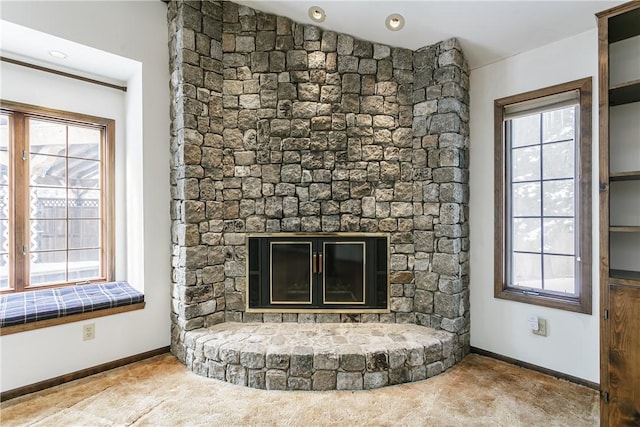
(169, 1), (227, 362)
(412, 43), (470, 359)
(169, 0), (470, 363)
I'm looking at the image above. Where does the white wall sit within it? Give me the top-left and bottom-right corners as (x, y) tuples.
(469, 29), (600, 383)
(0, 1), (170, 391)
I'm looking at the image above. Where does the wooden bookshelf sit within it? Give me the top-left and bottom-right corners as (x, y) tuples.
(597, 2), (640, 425)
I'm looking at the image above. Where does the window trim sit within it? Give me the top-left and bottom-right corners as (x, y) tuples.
(494, 78), (592, 314)
(0, 100), (115, 293)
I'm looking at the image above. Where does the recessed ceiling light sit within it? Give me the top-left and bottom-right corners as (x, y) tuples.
(385, 14), (405, 31)
(49, 50), (67, 59)
(308, 6), (326, 23)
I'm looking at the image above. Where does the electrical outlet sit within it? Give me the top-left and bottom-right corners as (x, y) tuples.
(83, 323), (95, 341)
(532, 318), (547, 336)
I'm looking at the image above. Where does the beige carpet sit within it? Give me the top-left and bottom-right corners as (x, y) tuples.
(1, 353), (598, 426)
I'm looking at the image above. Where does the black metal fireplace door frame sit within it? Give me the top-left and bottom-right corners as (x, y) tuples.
(247, 233), (390, 313)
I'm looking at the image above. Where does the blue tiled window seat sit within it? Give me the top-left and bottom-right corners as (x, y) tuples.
(0, 282), (144, 333)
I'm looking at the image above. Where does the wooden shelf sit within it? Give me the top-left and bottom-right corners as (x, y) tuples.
(610, 170), (640, 181)
(608, 7), (640, 43)
(610, 79), (640, 106)
(610, 269), (640, 283)
(598, 4), (640, 423)
(610, 226), (640, 233)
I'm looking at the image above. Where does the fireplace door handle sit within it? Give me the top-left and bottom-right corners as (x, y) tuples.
(318, 253), (323, 274)
(313, 253), (318, 273)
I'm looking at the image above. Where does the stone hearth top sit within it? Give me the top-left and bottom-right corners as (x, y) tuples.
(184, 323), (456, 391)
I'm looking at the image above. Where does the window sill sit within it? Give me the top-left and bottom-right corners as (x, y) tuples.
(495, 287), (591, 314)
(0, 282), (145, 336)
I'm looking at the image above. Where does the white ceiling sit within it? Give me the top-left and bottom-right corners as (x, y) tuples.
(235, 1), (624, 69)
(0, 1), (624, 78)
(0, 20), (138, 85)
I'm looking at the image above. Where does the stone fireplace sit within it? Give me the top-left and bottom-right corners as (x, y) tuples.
(168, 0), (470, 379)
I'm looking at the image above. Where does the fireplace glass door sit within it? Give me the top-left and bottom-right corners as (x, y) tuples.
(323, 242), (365, 304)
(248, 234), (388, 311)
(270, 242), (313, 304)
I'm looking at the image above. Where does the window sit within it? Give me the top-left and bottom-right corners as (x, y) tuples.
(0, 101), (114, 293)
(494, 78), (592, 313)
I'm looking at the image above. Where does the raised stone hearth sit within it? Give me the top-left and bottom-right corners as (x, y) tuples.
(184, 323), (456, 390)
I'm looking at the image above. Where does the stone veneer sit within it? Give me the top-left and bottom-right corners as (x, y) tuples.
(168, 0), (470, 369)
